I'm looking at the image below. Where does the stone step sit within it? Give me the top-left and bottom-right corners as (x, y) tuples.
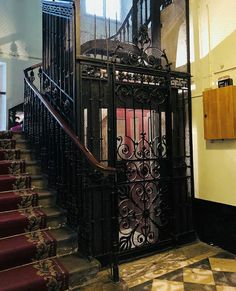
(0, 226), (77, 270)
(25, 160), (41, 175)
(0, 131), (13, 140)
(0, 206), (67, 238)
(43, 206), (67, 228)
(20, 149), (36, 161)
(12, 132), (24, 140)
(49, 226), (78, 255)
(0, 188), (56, 211)
(0, 253), (101, 290)
(31, 174), (48, 188)
(60, 253), (101, 289)
(37, 188), (56, 207)
(15, 139), (30, 150)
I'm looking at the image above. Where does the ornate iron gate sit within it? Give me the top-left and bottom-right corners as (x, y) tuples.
(115, 68), (173, 256)
(78, 22), (194, 260)
(114, 69), (194, 259)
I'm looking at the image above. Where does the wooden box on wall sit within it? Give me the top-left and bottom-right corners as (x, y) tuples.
(203, 86), (236, 139)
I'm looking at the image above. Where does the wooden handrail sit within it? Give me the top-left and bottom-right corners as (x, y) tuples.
(24, 64), (116, 174)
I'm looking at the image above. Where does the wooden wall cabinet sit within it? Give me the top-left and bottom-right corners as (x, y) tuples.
(203, 86), (236, 139)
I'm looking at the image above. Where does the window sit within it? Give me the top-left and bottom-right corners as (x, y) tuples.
(86, 0), (121, 20)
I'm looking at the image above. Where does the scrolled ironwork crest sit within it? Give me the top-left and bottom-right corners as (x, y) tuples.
(115, 25), (172, 70)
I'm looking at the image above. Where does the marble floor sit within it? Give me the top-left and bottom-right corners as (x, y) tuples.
(76, 241), (236, 290)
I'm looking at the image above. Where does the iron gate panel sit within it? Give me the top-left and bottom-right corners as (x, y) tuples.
(114, 67), (173, 254)
(77, 59), (194, 260)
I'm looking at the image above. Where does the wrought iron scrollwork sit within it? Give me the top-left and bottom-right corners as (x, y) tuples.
(118, 181), (169, 251)
(116, 84), (168, 105)
(117, 135), (167, 161)
(114, 25), (172, 70)
(82, 65), (108, 80)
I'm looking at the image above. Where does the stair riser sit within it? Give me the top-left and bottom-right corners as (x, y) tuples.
(16, 141), (29, 150)
(0, 176), (31, 192)
(69, 264), (100, 289)
(0, 195), (56, 212)
(0, 161), (26, 175)
(0, 233), (76, 271)
(47, 214), (67, 228)
(31, 178), (48, 188)
(25, 164), (42, 175)
(38, 195), (56, 207)
(0, 212), (66, 238)
(20, 151), (36, 161)
(56, 235), (78, 256)
(0, 193), (38, 212)
(0, 150), (20, 161)
(13, 133), (24, 141)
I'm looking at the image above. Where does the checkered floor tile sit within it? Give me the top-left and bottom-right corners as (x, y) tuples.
(130, 252), (236, 290)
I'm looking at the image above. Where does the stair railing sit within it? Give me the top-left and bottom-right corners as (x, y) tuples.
(24, 63), (120, 282)
(110, 0), (151, 44)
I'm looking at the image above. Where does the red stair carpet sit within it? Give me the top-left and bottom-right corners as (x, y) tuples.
(0, 160), (26, 175)
(0, 131), (69, 291)
(0, 189), (38, 212)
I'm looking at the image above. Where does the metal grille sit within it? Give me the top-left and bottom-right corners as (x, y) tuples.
(114, 67), (172, 254)
(42, 0), (75, 125)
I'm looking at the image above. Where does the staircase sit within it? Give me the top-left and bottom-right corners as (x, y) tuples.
(0, 131), (100, 291)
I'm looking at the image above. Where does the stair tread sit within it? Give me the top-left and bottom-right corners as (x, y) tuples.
(16, 139), (28, 143)
(0, 188), (54, 196)
(59, 253), (100, 276)
(0, 188), (34, 194)
(0, 160), (25, 163)
(0, 206), (64, 217)
(31, 174), (45, 179)
(0, 174), (31, 192)
(42, 206), (67, 217)
(49, 226), (77, 241)
(0, 253), (100, 282)
(0, 226), (76, 271)
(0, 173), (29, 178)
(12, 132), (23, 138)
(0, 229), (56, 270)
(0, 160), (39, 165)
(25, 160), (39, 165)
(0, 207), (47, 238)
(0, 139), (15, 141)
(19, 149), (32, 153)
(0, 257), (68, 290)
(0, 188), (37, 211)
(0, 226), (75, 244)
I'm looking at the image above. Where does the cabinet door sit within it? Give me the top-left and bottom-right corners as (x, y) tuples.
(203, 86), (236, 139)
(217, 86), (236, 139)
(203, 89), (221, 139)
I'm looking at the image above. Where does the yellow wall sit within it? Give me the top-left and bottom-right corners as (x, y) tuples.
(190, 0), (236, 205)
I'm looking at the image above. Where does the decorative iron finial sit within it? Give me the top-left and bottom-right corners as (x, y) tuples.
(133, 24), (151, 49)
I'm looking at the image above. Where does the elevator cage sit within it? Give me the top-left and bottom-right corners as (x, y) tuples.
(38, 0), (195, 264)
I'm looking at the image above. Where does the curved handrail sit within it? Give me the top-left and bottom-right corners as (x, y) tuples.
(24, 63), (116, 174)
(109, 1), (151, 42)
(109, 7), (133, 41)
